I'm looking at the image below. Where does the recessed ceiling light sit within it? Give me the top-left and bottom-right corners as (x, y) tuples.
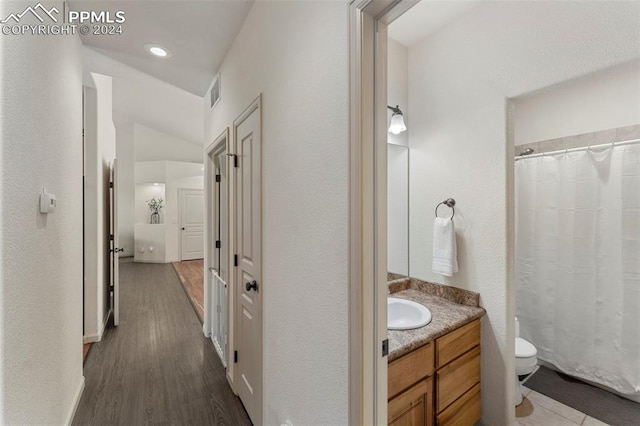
(145, 44), (171, 58)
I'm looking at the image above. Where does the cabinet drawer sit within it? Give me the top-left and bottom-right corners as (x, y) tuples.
(388, 377), (433, 426)
(389, 342), (435, 399)
(436, 345), (480, 412)
(436, 383), (481, 426)
(436, 319), (480, 368)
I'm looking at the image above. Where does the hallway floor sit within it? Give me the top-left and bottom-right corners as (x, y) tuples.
(73, 263), (250, 425)
(172, 259), (205, 322)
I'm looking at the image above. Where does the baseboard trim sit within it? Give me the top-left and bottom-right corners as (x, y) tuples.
(82, 309), (111, 343)
(64, 376), (85, 425)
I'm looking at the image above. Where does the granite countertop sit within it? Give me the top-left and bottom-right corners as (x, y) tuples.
(388, 281), (485, 362)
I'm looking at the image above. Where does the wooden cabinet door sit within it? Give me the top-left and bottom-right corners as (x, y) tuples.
(389, 377), (433, 426)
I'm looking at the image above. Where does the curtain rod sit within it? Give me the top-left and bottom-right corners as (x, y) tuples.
(515, 137), (640, 161)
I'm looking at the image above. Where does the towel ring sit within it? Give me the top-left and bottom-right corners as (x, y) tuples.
(435, 198), (456, 220)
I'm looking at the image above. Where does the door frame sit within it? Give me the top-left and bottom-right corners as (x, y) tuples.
(232, 94), (262, 424)
(348, 0), (419, 423)
(204, 128), (231, 371)
(178, 187), (205, 261)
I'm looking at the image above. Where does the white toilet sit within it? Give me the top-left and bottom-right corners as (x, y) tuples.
(515, 317), (537, 406)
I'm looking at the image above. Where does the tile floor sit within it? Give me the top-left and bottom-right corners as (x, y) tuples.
(516, 385), (610, 426)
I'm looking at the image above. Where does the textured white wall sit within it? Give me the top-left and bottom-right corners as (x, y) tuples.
(83, 73), (116, 341)
(134, 123), (204, 163)
(406, 2), (640, 425)
(515, 59), (640, 145)
(0, 28), (84, 424)
(203, 1), (349, 424)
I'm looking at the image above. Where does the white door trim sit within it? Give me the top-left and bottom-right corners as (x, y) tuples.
(348, 1), (419, 424)
(232, 94), (262, 425)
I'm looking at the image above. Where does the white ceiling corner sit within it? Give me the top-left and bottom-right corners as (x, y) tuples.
(389, 0), (482, 47)
(72, 0), (254, 96)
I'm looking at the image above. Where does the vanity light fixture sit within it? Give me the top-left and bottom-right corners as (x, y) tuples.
(387, 105), (407, 135)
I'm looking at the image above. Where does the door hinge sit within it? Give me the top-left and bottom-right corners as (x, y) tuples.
(109, 234), (114, 241)
(215, 174), (221, 183)
(234, 255), (238, 267)
(382, 339), (389, 357)
(215, 240), (221, 249)
(109, 182), (114, 188)
(234, 350), (238, 363)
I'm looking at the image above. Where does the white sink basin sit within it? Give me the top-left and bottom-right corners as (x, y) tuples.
(388, 297), (432, 330)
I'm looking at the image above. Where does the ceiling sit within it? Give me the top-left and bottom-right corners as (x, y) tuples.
(389, 0), (481, 47)
(73, 0), (254, 96)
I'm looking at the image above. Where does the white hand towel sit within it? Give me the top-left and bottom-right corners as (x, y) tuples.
(432, 217), (458, 277)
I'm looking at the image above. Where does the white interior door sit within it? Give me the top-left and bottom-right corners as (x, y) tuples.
(234, 98), (262, 425)
(180, 189), (205, 260)
(109, 160), (121, 326)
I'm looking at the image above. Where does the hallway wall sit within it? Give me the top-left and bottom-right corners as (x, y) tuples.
(203, 1), (349, 424)
(0, 27), (84, 425)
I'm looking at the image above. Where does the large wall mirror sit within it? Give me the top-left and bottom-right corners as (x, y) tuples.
(387, 143), (409, 276)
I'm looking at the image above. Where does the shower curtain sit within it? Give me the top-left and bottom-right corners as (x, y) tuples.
(515, 144), (640, 397)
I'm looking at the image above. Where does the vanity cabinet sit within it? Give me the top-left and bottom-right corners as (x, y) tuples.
(388, 319), (481, 426)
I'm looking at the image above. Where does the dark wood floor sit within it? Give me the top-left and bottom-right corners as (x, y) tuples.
(73, 262), (250, 426)
(172, 259), (205, 323)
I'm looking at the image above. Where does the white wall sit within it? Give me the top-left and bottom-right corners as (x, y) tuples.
(0, 26), (84, 424)
(114, 119), (135, 256)
(134, 123), (204, 163)
(83, 47), (204, 258)
(134, 161), (203, 263)
(135, 184), (166, 224)
(83, 47), (203, 144)
(203, 1), (349, 424)
(83, 73), (116, 342)
(405, 2), (640, 425)
(515, 59), (640, 145)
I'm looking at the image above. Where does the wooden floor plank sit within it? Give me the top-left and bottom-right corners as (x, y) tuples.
(172, 260), (205, 323)
(73, 262), (250, 426)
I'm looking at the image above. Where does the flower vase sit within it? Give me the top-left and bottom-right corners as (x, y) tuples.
(150, 212), (160, 224)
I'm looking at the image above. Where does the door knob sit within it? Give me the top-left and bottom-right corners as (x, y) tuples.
(245, 280), (258, 292)
(181, 227), (185, 230)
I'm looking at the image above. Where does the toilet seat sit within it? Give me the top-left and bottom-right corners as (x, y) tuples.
(516, 337), (537, 358)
